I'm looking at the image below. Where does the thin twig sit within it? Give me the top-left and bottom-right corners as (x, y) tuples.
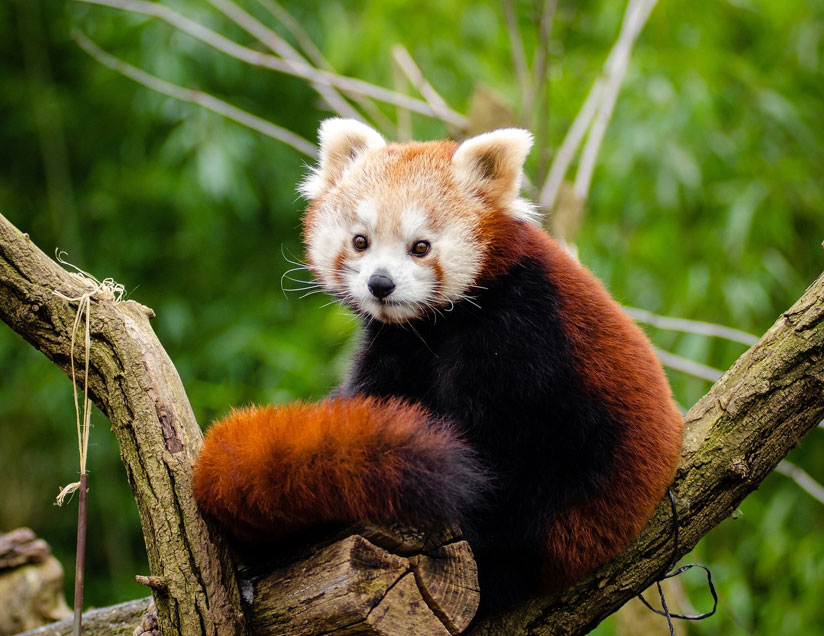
(392, 54), (412, 141)
(524, 0), (556, 124)
(207, 0), (361, 121)
(538, 78), (603, 210)
(539, 0), (657, 210)
(624, 306), (759, 346)
(135, 574), (168, 590)
(391, 44), (461, 137)
(653, 346), (723, 383)
(73, 0), (467, 128)
(254, 0), (395, 134)
(502, 0), (532, 116)
(530, 0), (557, 103)
(73, 31), (317, 157)
(574, 0), (658, 200)
(531, 0), (558, 176)
(73, 473), (88, 636)
(775, 461), (824, 506)
(256, 0), (325, 66)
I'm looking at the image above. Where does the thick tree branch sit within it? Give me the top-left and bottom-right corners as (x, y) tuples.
(0, 213), (248, 636)
(3, 209), (823, 635)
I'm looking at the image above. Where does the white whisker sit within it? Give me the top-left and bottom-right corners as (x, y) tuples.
(280, 244), (308, 269)
(299, 290), (326, 299)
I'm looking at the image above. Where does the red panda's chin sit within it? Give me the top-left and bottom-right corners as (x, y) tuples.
(361, 298), (423, 324)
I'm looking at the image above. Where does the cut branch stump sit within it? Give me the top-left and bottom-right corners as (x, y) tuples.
(250, 524), (479, 636)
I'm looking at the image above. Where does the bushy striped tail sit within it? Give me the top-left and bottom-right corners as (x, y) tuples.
(193, 396), (488, 542)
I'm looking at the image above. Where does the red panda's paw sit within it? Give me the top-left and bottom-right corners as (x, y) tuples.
(192, 396), (489, 543)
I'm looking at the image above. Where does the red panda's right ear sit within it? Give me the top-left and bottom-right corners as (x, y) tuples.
(299, 118), (386, 200)
(452, 128), (536, 222)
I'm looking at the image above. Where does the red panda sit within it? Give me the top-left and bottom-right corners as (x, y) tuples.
(193, 119), (684, 610)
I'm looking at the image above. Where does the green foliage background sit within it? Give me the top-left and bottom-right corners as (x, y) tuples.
(0, 0), (822, 633)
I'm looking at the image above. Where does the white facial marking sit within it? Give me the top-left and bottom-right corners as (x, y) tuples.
(328, 202), (438, 322)
(308, 192), (483, 323)
(355, 199), (378, 231)
(302, 130), (536, 323)
(400, 206), (430, 243)
(307, 207), (349, 288)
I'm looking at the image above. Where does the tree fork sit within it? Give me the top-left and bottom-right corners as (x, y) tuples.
(2, 211), (823, 635)
(0, 213), (249, 636)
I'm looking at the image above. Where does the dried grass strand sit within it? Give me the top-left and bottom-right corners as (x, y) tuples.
(53, 251), (125, 505)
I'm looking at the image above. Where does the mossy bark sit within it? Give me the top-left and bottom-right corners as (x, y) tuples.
(0, 213), (248, 636)
(2, 211), (823, 635)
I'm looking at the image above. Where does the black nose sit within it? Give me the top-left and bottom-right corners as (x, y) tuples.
(368, 272), (395, 299)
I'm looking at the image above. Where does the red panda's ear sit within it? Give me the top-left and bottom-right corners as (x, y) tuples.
(300, 118), (386, 200)
(452, 128), (536, 222)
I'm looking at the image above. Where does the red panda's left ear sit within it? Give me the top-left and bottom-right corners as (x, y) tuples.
(452, 128), (535, 221)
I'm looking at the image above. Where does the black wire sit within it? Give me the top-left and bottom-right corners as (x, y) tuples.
(636, 489), (719, 633)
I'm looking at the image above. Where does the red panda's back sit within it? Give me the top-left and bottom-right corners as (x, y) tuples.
(522, 224), (684, 586)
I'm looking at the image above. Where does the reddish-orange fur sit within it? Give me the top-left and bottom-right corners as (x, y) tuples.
(197, 124), (683, 601)
(474, 212), (683, 586)
(534, 228), (682, 584)
(193, 396), (485, 542)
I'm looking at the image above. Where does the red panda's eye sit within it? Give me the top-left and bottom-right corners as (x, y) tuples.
(353, 235), (369, 251)
(411, 240), (430, 257)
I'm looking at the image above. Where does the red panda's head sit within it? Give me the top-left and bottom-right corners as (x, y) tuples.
(300, 119), (534, 323)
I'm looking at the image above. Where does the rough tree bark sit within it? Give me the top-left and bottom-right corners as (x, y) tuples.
(0, 214), (248, 636)
(2, 210), (823, 636)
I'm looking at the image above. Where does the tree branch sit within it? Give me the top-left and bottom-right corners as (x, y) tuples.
(0, 214), (249, 635)
(502, 0), (531, 115)
(573, 0), (658, 201)
(652, 345), (723, 383)
(253, 0), (397, 135)
(624, 306), (759, 345)
(206, 0), (363, 122)
(539, 0), (657, 211)
(775, 461), (824, 506)
(19, 598), (151, 636)
(2, 208), (823, 635)
(391, 44), (461, 138)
